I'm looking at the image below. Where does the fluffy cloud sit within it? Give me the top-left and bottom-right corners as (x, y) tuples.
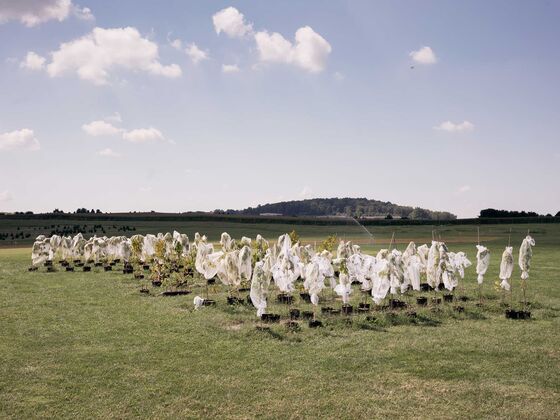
(122, 127), (164, 143)
(255, 26), (331, 73)
(222, 64), (239, 73)
(170, 38), (182, 50)
(185, 43), (208, 64)
(434, 121), (475, 133)
(43, 27), (181, 85)
(82, 117), (166, 143)
(410, 46), (437, 64)
(0, 128), (40, 151)
(82, 120), (122, 136)
(213, 7), (252, 38)
(20, 51), (46, 70)
(0, 0), (72, 27)
(97, 148), (120, 157)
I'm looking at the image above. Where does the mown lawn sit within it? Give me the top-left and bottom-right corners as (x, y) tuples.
(0, 224), (559, 419)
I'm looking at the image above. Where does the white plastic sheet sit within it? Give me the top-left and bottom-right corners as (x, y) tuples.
(499, 246), (514, 290)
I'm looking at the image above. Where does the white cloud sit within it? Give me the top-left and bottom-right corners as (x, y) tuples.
(0, 128), (40, 151)
(0, 0), (72, 27)
(185, 43), (208, 64)
(410, 46), (437, 64)
(82, 120), (122, 136)
(457, 185), (471, 193)
(73, 5), (93, 21)
(45, 26), (181, 85)
(434, 120), (475, 133)
(97, 148), (120, 157)
(213, 7), (253, 38)
(0, 190), (13, 202)
(122, 127), (164, 143)
(20, 51), (45, 70)
(255, 26), (331, 73)
(170, 38), (182, 50)
(222, 63), (239, 73)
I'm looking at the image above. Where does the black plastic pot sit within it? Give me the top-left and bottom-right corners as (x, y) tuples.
(302, 311), (314, 320)
(289, 309), (301, 320)
(123, 268), (134, 274)
(75, 262), (84, 267)
(134, 273), (144, 279)
(151, 280), (162, 287)
(505, 309), (532, 320)
(73, 259), (81, 264)
(140, 287), (150, 294)
(261, 313), (280, 323)
(94, 262), (103, 267)
(342, 304), (353, 315)
(431, 297), (442, 305)
(207, 278), (216, 285)
(65, 266), (74, 272)
(308, 319), (323, 328)
(299, 292), (311, 303)
(238, 287), (250, 292)
(358, 302), (370, 312)
(142, 264), (150, 270)
(416, 297), (428, 306)
(420, 283), (431, 292)
(227, 296), (243, 305)
(160, 290), (191, 296)
(60, 260), (69, 267)
(103, 266), (112, 271)
(443, 294), (454, 302)
(389, 299), (407, 309)
(454, 305), (465, 313)
(46, 266), (56, 272)
(44, 261), (53, 267)
(83, 266), (91, 272)
(202, 299), (216, 306)
(277, 293), (294, 304)
(28, 266), (38, 272)
(321, 306), (334, 314)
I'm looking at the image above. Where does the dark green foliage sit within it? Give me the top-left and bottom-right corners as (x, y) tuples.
(232, 197), (457, 220)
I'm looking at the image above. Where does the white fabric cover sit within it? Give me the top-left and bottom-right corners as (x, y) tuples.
(518, 235), (535, 280)
(250, 261), (271, 317)
(499, 246), (514, 290)
(475, 244), (490, 285)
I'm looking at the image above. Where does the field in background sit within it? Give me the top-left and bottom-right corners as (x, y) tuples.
(1, 222), (559, 418)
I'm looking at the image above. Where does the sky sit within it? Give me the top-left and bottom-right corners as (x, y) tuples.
(0, 0), (559, 218)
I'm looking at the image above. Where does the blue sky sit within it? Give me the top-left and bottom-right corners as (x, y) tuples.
(0, 0), (559, 218)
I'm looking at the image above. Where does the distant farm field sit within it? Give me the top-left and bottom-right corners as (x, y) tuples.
(0, 222), (559, 418)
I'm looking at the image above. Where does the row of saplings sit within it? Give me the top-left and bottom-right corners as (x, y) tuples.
(31, 233), (535, 328)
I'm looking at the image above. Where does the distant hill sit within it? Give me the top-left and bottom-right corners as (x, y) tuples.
(228, 197), (457, 220)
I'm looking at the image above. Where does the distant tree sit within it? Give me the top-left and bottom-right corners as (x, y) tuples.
(385, 214), (393, 220)
(96, 209), (102, 214)
(25, 211), (33, 215)
(556, 211), (560, 217)
(52, 209), (64, 214)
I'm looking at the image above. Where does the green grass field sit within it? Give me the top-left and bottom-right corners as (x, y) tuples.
(1, 223), (559, 418)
